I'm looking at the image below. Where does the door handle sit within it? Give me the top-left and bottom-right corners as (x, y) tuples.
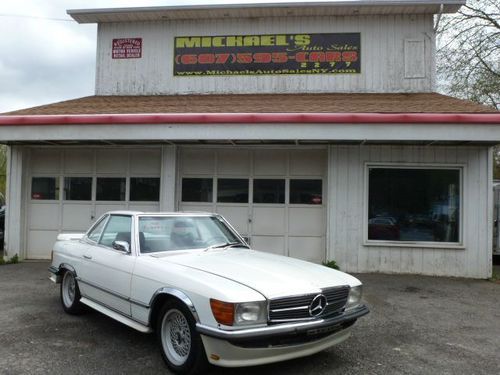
(83, 255), (92, 260)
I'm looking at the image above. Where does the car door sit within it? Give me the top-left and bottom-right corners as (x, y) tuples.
(78, 214), (136, 316)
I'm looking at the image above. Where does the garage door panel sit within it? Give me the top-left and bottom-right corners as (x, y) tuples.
(252, 207), (286, 235)
(96, 150), (128, 173)
(31, 149), (61, 174)
(129, 204), (160, 212)
(27, 230), (59, 259)
(61, 204), (93, 231)
(29, 204), (60, 230)
(218, 150), (250, 175)
(289, 237), (325, 263)
(95, 204), (128, 218)
(216, 206), (249, 235)
(180, 203), (214, 212)
(181, 149), (215, 175)
(254, 150), (287, 176)
(251, 236), (285, 255)
(289, 207), (325, 236)
(130, 149), (161, 174)
(290, 150), (326, 176)
(64, 150), (93, 174)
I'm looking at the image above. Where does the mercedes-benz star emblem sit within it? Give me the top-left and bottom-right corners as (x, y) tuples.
(309, 294), (327, 317)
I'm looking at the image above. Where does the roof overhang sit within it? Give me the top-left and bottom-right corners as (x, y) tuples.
(68, 1), (465, 23)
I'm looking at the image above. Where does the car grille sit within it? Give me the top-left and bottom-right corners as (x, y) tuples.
(268, 286), (349, 323)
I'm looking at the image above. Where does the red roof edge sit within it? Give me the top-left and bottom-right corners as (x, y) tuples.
(0, 113), (499, 125)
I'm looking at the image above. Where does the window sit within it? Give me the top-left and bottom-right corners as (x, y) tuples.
(96, 178), (126, 201)
(253, 179), (285, 204)
(130, 178), (160, 201)
(182, 178), (213, 202)
(64, 177), (92, 201)
(87, 216), (108, 243)
(290, 179), (322, 205)
(217, 179), (249, 203)
(368, 167), (461, 243)
(31, 177), (58, 200)
(99, 215), (132, 248)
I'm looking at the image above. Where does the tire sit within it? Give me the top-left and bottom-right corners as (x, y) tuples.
(157, 300), (208, 375)
(60, 270), (85, 315)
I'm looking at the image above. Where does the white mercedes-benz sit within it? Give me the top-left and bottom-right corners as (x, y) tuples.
(49, 211), (369, 374)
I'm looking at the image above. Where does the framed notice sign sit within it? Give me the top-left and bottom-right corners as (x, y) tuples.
(174, 33), (360, 76)
(112, 38), (142, 59)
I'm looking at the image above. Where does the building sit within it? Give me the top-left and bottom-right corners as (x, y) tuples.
(1, 1), (499, 278)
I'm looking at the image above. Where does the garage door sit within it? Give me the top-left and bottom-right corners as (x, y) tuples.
(178, 148), (327, 263)
(26, 147), (161, 259)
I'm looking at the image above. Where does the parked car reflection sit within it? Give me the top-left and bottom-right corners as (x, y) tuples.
(368, 217), (400, 240)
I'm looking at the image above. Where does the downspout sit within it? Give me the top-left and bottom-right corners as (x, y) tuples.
(434, 4), (444, 32)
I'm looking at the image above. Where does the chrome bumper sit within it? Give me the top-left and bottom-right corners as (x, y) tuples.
(196, 304), (369, 343)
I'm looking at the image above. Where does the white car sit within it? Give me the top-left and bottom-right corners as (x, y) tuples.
(49, 211), (369, 374)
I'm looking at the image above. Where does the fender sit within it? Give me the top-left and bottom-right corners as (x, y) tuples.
(148, 287), (199, 324)
(59, 263), (77, 275)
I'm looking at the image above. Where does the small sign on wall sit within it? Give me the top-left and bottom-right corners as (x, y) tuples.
(112, 38), (142, 59)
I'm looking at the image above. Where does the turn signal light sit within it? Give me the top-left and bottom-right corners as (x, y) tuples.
(210, 299), (234, 326)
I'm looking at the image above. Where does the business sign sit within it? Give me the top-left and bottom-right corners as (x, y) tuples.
(174, 33), (360, 76)
(112, 38), (142, 59)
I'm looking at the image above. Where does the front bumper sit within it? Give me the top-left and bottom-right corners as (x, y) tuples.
(197, 304), (369, 367)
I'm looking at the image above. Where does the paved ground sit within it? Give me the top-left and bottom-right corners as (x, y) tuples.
(0, 262), (499, 375)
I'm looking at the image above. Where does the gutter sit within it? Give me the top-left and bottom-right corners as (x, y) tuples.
(0, 113), (499, 126)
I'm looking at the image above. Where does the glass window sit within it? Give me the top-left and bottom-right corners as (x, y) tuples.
(290, 179), (323, 205)
(99, 215), (132, 248)
(96, 178), (126, 201)
(64, 177), (92, 201)
(217, 179), (249, 203)
(130, 178), (160, 201)
(368, 167), (460, 243)
(87, 216), (108, 243)
(253, 179), (285, 204)
(31, 177), (58, 200)
(182, 178), (213, 202)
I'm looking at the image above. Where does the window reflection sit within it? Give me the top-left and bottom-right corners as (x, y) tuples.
(368, 168), (460, 243)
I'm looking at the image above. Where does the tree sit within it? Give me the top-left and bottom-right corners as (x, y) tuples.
(437, 0), (499, 109)
(0, 145), (6, 204)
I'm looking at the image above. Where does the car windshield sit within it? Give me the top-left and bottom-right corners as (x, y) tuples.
(138, 215), (244, 253)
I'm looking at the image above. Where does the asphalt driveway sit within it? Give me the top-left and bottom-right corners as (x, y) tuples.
(0, 261), (499, 375)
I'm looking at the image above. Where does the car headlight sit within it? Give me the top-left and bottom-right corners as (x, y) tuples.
(346, 285), (362, 309)
(210, 299), (267, 326)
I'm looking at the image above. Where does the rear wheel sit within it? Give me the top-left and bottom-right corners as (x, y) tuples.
(60, 270), (85, 314)
(157, 300), (208, 374)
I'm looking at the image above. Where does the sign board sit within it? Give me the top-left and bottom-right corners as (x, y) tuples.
(174, 33), (360, 76)
(112, 38), (142, 59)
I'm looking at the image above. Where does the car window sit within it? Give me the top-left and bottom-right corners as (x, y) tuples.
(87, 216), (108, 243)
(99, 215), (132, 248)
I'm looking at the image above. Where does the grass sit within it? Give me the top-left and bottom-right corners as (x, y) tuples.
(0, 254), (19, 265)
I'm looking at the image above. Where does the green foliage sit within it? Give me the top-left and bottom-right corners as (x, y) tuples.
(322, 260), (340, 270)
(437, 0), (499, 109)
(0, 254), (19, 265)
(0, 145), (6, 202)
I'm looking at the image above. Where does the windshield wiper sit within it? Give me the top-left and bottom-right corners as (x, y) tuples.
(204, 241), (250, 251)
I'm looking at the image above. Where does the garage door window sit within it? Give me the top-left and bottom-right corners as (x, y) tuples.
(64, 177), (92, 201)
(368, 167), (461, 243)
(31, 177), (59, 200)
(290, 179), (322, 205)
(130, 178), (160, 201)
(182, 178), (213, 202)
(217, 179), (249, 203)
(253, 179), (285, 204)
(97, 178), (126, 201)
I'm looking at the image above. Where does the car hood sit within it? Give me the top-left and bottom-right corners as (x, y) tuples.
(152, 248), (360, 299)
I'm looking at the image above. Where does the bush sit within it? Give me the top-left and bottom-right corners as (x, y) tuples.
(0, 254), (19, 265)
(322, 260), (339, 270)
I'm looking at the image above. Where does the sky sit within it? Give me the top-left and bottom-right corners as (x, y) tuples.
(0, 0), (344, 113)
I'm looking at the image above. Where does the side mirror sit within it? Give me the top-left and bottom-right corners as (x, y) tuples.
(112, 240), (131, 253)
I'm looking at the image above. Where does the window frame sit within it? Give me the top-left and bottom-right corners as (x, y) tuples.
(364, 162), (465, 249)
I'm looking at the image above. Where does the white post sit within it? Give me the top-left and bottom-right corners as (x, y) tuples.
(160, 145), (177, 211)
(4, 146), (25, 260)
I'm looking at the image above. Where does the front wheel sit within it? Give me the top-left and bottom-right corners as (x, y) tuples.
(157, 300), (208, 375)
(60, 270), (85, 315)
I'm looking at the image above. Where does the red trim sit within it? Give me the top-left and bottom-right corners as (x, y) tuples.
(0, 113), (499, 125)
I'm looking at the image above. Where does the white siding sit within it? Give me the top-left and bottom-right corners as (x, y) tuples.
(95, 14), (434, 95)
(327, 145), (492, 279)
